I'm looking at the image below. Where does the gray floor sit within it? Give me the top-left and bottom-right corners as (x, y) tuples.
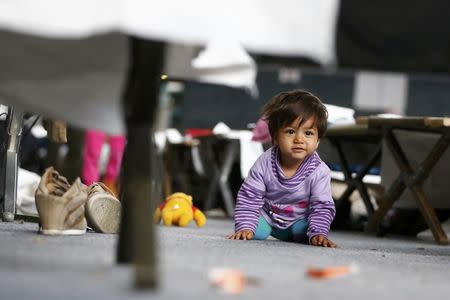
(0, 218), (449, 300)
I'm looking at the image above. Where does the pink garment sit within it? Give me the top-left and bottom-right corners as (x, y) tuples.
(81, 130), (126, 185)
(252, 118), (272, 143)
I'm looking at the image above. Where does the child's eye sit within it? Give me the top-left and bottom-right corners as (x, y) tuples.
(286, 129), (295, 135)
(305, 130), (315, 136)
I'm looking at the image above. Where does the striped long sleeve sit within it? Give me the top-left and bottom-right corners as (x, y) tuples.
(234, 160), (266, 233)
(307, 169), (336, 240)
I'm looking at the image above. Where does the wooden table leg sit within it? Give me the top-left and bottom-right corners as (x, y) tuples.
(330, 139), (379, 226)
(367, 129), (450, 244)
(366, 176), (406, 233)
(411, 184), (448, 245)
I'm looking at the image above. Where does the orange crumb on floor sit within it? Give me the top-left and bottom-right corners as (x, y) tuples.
(306, 265), (356, 279)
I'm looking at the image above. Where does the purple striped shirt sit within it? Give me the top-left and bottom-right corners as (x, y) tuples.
(234, 147), (336, 240)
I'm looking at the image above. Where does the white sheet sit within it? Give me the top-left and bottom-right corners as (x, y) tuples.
(0, 0), (339, 65)
(0, 0), (340, 133)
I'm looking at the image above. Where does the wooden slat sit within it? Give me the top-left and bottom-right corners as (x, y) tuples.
(326, 124), (369, 137)
(356, 116), (450, 131)
(355, 116), (369, 125)
(424, 117), (450, 128)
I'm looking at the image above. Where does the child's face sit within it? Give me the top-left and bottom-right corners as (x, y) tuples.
(275, 117), (320, 166)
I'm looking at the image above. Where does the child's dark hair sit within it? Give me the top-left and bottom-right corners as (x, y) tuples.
(261, 89), (328, 140)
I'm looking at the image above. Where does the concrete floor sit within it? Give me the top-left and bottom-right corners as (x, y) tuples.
(0, 218), (449, 300)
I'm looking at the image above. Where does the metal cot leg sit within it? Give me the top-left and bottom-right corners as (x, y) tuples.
(1, 107), (24, 222)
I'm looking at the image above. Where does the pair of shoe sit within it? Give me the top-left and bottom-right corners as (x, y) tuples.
(35, 167), (121, 235)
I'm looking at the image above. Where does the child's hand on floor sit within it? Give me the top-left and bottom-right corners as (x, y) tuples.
(227, 230), (254, 240)
(310, 235), (337, 248)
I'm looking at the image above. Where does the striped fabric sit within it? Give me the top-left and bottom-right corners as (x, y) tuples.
(271, 147), (321, 188)
(234, 147), (335, 240)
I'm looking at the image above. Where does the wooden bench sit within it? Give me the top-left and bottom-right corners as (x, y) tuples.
(357, 116), (450, 245)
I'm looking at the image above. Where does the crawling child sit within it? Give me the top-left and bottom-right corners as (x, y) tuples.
(227, 89), (337, 247)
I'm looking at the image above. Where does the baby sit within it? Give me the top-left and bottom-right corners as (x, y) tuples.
(228, 89), (336, 247)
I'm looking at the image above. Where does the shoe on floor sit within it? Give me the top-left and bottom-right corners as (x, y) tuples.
(85, 182), (121, 233)
(103, 178), (119, 198)
(35, 167), (88, 235)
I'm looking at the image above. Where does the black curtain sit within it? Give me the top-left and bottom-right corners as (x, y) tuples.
(337, 0), (450, 73)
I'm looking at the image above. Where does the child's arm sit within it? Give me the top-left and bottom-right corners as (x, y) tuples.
(229, 157), (267, 239)
(307, 166), (337, 247)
